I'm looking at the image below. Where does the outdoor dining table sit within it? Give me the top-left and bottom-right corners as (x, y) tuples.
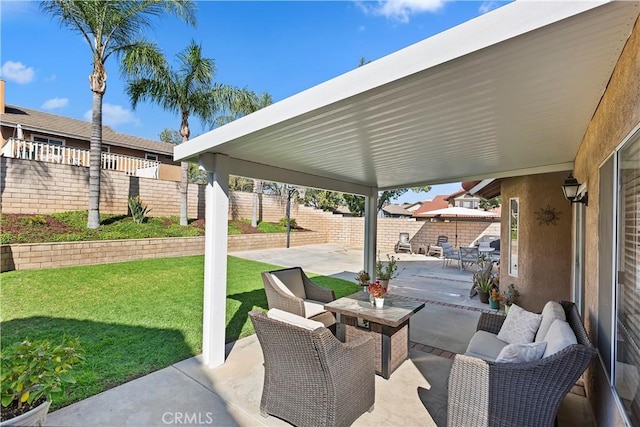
(324, 292), (425, 379)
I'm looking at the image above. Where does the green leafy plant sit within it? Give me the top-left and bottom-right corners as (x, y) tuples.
(354, 270), (371, 286)
(376, 253), (399, 280)
(279, 217), (297, 228)
(128, 195), (151, 224)
(1, 338), (84, 420)
(21, 215), (47, 226)
(502, 283), (520, 306)
(473, 264), (497, 293)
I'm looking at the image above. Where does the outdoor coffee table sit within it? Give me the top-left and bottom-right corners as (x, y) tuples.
(324, 292), (425, 379)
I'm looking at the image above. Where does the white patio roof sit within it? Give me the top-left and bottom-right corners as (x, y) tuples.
(175, 1), (639, 194)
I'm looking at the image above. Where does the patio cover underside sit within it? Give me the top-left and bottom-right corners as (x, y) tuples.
(176, 1), (640, 194)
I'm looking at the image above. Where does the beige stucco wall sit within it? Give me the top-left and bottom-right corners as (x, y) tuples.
(499, 172), (573, 313)
(573, 13), (640, 427)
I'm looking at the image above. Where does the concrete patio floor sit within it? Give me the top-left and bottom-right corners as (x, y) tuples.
(46, 244), (595, 427)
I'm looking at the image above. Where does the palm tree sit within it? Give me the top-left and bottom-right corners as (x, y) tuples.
(41, 0), (196, 229)
(126, 40), (256, 226)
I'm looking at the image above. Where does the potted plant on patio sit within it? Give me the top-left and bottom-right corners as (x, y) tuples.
(473, 267), (496, 304)
(1, 337), (84, 426)
(376, 253), (399, 288)
(367, 281), (388, 308)
(502, 283), (520, 314)
(489, 288), (502, 310)
(355, 270), (371, 292)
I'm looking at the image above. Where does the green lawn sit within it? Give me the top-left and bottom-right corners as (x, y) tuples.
(0, 256), (358, 409)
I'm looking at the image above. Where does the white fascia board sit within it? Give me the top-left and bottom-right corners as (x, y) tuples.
(469, 179), (497, 196)
(229, 158), (372, 196)
(174, 0), (607, 162)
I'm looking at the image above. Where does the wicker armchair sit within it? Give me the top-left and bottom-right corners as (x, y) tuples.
(261, 267), (337, 330)
(249, 310), (375, 427)
(447, 301), (597, 427)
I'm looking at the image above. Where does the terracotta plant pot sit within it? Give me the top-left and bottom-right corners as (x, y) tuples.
(478, 290), (490, 304)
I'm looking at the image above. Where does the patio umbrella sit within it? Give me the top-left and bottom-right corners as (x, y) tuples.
(16, 123), (23, 140)
(414, 206), (499, 247)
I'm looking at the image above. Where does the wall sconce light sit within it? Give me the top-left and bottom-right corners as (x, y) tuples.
(562, 173), (588, 205)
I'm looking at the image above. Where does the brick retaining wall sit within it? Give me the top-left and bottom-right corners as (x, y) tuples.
(1, 232), (325, 272)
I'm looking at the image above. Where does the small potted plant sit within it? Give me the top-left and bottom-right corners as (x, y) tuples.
(473, 267), (496, 304)
(376, 253), (399, 288)
(367, 281), (388, 308)
(502, 284), (520, 314)
(355, 270), (371, 292)
(489, 288), (502, 310)
(1, 337), (84, 426)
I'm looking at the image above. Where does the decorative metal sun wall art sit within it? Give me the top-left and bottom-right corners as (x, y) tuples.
(535, 204), (562, 226)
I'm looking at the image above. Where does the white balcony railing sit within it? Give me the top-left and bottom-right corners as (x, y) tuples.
(2, 138), (160, 179)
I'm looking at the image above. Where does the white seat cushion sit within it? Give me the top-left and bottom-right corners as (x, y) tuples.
(267, 308), (324, 330)
(543, 319), (577, 358)
(535, 301), (566, 343)
(497, 304), (542, 345)
(465, 330), (509, 362)
(303, 299), (327, 318)
(495, 342), (547, 363)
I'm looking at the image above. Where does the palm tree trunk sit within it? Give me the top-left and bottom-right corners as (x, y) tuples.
(180, 161), (189, 226)
(251, 179), (262, 227)
(87, 91), (103, 229)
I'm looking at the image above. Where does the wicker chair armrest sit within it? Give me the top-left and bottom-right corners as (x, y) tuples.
(448, 355), (490, 427)
(302, 274), (336, 303)
(476, 312), (506, 334)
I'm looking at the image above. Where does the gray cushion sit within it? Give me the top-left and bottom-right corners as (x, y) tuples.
(543, 319), (577, 358)
(535, 301), (566, 343)
(497, 304), (542, 345)
(465, 330), (509, 362)
(267, 308), (324, 330)
(495, 342), (547, 363)
(271, 269), (306, 299)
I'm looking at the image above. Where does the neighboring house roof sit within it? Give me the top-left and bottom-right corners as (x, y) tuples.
(402, 202), (423, 212)
(414, 206), (499, 218)
(412, 195), (449, 217)
(1, 104), (175, 155)
(382, 204), (411, 216)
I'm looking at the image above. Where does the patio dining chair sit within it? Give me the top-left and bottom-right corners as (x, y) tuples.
(249, 309), (375, 427)
(458, 246), (480, 271)
(441, 242), (459, 268)
(261, 267), (337, 331)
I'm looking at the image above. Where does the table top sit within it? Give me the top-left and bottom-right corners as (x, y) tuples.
(478, 247), (495, 253)
(324, 292), (425, 328)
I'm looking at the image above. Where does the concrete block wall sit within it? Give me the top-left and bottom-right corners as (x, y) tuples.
(1, 231), (326, 272)
(0, 157), (205, 218)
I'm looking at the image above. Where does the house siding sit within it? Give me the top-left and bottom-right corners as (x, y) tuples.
(573, 13), (640, 427)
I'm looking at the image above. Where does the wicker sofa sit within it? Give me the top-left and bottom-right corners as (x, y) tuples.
(249, 309), (375, 427)
(447, 301), (596, 427)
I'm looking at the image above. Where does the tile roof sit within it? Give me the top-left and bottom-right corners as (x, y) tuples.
(382, 204), (411, 216)
(2, 104), (176, 155)
(412, 195), (450, 216)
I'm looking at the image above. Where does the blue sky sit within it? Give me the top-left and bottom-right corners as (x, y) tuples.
(0, 0), (507, 203)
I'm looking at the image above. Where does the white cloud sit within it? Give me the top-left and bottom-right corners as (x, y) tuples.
(41, 98), (69, 110)
(357, 0), (447, 23)
(479, 1), (500, 14)
(83, 103), (140, 127)
(1, 61), (35, 84)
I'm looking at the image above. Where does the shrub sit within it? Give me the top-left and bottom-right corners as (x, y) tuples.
(128, 195), (151, 224)
(1, 338), (84, 418)
(21, 215), (47, 226)
(279, 217), (297, 228)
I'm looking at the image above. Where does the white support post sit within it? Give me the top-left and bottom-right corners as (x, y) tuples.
(364, 187), (378, 279)
(199, 153), (230, 368)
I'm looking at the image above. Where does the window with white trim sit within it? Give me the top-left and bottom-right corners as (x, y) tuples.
(32, 134), (64, 146)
